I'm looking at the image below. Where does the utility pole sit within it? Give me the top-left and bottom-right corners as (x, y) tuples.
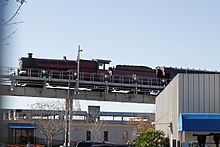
(76, 45), (82, 94)
(64, 46), (82, 147)
(64, 73), (71, 147)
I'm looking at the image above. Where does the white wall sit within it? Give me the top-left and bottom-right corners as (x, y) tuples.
(155, 75), (179, 140)
(71, 123), (137, 144)
(34, 122), (137, 144)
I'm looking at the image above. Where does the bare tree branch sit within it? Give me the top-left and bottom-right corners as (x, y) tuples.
(1, 0), (26, 45)
(1, 28), (18, 41)
(28, 100), (65, 147)
(87, 111), (105, 141)
(2, 0), (25, 26)
(1, 43), (10, 46)
(4, 21), (24, 26)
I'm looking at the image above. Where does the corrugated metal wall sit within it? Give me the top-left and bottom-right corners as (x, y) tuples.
(156, 74), (220, 145)
(179, 74), (220, 113)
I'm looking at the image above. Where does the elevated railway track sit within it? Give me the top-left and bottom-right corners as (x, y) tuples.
(1, 66), (166, 104)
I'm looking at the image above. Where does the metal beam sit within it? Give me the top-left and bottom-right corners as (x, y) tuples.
(1, 85), (156, 104)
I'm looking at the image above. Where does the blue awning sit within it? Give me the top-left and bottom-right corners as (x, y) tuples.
(8, 123), (37, 129)
(178, 113), (220, 131)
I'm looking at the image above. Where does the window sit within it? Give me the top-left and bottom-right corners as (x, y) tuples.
(104, 131), (108, 141)
(172, 139), (176, 147)
(86, 131), (91, 140)
(9, 128), (34, 144)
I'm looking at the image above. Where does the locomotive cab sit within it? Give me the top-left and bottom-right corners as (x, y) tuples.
(92, 59), (111, 73)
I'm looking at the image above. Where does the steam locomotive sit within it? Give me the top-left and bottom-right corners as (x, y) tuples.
(18, 53), (220, 88)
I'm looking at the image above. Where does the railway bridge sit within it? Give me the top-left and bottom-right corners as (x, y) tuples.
(0, 66), (166, 104)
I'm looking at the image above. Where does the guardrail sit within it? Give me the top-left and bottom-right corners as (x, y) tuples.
(0, 67), (169, 88)
(16, 68), (168, 87)
(0, 66), (17, 76)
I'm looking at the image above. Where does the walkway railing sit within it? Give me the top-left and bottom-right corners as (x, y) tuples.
(0, 66), (168, 89)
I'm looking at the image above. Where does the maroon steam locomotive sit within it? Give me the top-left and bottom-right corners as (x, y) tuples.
(19, 53), (156, 81)
(18, 53), (220, 88)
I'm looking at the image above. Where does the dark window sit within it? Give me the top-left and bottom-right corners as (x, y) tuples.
(172, 139), (176, 147)
(104, 131), (108, 141)
(8, 129), (34, 144)
(86, 131), (91, 140)
(177, 141), (180, 147)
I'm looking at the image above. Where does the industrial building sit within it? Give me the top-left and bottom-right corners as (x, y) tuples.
(155, 74), (220, 147)
(0, 106), (154, 146)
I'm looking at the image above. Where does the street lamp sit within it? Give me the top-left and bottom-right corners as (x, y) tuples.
(104, 74), (109, 94)
(132, 74), (138, 94)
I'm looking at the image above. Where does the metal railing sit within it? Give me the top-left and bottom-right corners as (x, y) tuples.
(16, 68), (168, 87)
(0, 67), (169, 87)
(0, 66), (17, 76)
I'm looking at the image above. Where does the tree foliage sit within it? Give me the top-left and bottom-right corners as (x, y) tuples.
(133, 128), (169, 147)
(128, 114), (155, 133)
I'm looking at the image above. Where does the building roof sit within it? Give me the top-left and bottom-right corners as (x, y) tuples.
(178, 113), (220, 131)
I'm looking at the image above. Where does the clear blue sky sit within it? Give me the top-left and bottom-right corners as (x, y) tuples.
(2, 0), (220, 111)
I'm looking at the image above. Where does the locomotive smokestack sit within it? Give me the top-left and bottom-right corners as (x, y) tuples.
(28, 53), (33, 58)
